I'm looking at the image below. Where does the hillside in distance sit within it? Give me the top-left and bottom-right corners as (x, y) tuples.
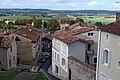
(0, 9), (119, 16)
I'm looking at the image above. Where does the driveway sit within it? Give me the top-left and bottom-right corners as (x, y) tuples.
(12, 72), (37, 80)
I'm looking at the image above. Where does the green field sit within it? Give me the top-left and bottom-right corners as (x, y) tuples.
(0, 16), (68, 21)
(0, 71), (18, 80)
(0, 15), (115, 25)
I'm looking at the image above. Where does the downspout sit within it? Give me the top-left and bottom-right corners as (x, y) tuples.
(96, 30), (101, 80)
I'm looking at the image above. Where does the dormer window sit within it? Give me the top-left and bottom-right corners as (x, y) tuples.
(88, 33), (94, 36)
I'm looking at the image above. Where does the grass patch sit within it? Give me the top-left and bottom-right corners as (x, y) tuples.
(34, 73), (45, 80)
(0, 71), (18, 80)
(82, 15), (115, 24)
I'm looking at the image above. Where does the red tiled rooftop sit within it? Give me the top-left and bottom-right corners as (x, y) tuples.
(0, 35), (15, 48)
(53, 27), (94, 44)
(13, 28), (39, 42)
(99, 21), (120, 35)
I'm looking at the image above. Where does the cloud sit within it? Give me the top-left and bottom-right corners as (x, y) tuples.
(86, 0), (98, 6)
(113, 2), (120, 7)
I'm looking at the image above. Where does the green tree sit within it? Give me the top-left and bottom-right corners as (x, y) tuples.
(47, 19), (60, 31)
(75, 17), (84, 23)
(33, 19), (42, 29)
(95, 22), (103, 27)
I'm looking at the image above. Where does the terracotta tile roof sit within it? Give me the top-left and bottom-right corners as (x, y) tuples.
(0, 35), (15, 48)
(99, 21), (120, 35)
(53, 27), (94, 44)
(13, 28), (39, 42)
(68, 56), (96, 71)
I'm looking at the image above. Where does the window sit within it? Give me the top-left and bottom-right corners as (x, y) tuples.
(55, 52), (57, 60)
(57, 54), (59, 62)
(10, 46), (12, 52)
(87, 44), (91, 51)
(102, 49), (111, 67)
(55, 65), (58, 73)
(9, 59), (11, 67)
(88, 33), (94, 36)
(13, 56), (15, 61)
(93, 57), (97, 64)
(62, 58), (65, 66)
(118, 60), (120, 69)
(106, 34), (109, 41)
(52, 50), (54, 58)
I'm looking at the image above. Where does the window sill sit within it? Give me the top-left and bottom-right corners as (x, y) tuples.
(103, 63), (108, 67)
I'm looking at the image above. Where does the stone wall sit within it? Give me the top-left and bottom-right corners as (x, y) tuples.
(69, 56), (96, 80)
(17, 42), (34, 65)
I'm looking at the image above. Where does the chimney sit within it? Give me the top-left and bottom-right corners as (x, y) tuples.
(116, 13), (120, 21)
(63, 26), (69, 31)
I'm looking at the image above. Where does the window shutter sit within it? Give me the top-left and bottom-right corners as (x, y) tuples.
(108, 52), (111, 68)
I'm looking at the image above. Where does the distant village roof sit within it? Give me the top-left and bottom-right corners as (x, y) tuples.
(0, 35), (15, 48)
(99, 21), (120, 35)
(53, 27), (94, 44)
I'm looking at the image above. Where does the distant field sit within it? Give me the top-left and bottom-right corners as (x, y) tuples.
(0, 15), (115, 24)
(0, 15), (69, 21)
(0, 16), (33, 20)
(81, 16), (115, 24)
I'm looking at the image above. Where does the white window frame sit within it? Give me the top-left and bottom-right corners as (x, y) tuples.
(62, 58), (65, 66)
(102, 48), (111, 68)
(57, 54), (60, 63)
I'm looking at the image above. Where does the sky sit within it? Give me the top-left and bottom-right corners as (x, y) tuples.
(0, 0), (120, 10)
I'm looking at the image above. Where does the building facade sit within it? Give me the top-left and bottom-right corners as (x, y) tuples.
(52, 26), (98, 80)
(96, 20), (120, 80)
(0, 35), (17, 70)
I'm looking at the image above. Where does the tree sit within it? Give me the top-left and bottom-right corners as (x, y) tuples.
(33, 19), (42, 29)
(47, 19), (60, 31)
(95, 22), (103, 27)
(75, 17), (84, 23)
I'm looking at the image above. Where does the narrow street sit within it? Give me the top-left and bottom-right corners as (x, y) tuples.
(39, 56), (61, 80)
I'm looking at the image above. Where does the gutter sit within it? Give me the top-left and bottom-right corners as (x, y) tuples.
(96, 30), (101, 80)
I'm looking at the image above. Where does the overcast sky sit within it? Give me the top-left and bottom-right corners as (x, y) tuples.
(0, 0), (120, 10)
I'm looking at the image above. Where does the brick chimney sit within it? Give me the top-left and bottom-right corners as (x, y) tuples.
(116, 13), (120, 21)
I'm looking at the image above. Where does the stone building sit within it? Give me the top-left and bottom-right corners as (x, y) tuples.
(13, 28), (41, 65)
(52, 26), (98, 80)
(0, 35), (17, 70)
(69, 56), (96, 80)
